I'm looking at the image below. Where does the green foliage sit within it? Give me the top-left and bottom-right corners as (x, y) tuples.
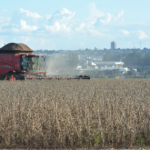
(124, 52), (144, 66)
(95, 133), (101, 146)
(84, 70), (101, 78)
(125, 68), (136, 78)
(103, 53), (127, 61)
(143, 53), (150, 66)
(137, 67), (150, 78)
(103, 52), (150, 68)
(136, 136), (144, 146)
(136, 131), (149, 146)
(85, 140), (89, 147)
(4, 75), (7, 80)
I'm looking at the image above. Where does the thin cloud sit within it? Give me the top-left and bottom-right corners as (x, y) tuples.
(89, 2), (104, 18)
(2, 9), (8, 12)
(20, 8), (42, 19)
(54, 8), (75, 20)
(1, 8), (42, 34)
(120, 30), (130, 35)
(100, 13), (113, 24)
(20, 20), (38, 31)
(115, 10), (124, 20)
(100, 10), (124, 24)
(45, 14), (52, 20)
(0, 16), (10, 24)
(88, 3), (104, 26)
(45, 8), (75, 34)
(138, 31), (148, 39)
(10, 8), (43, 27)
(80, 42), (84, 46)
(76, 23), (85, 31)
(45, 22), (71, 33)
(21, 36), (30, 43)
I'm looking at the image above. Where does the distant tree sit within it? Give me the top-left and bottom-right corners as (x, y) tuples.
(103, 54), (127, 61)
(143, 53), (150, 66)
(112, 69), (119, 75)
(99, 72), (104, 78)
(84, 70), (101, 78)
(125, 68), (136, 78)
(85, 48), (90, 51)
(94, 47), (98, 50)
(143, 47), (148, 50)
(103, 54), (114, 61)
(124, 52), (144, 66)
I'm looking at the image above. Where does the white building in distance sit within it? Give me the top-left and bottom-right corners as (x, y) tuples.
(93, 61), (129, 72)
(94, 61), (124, 68)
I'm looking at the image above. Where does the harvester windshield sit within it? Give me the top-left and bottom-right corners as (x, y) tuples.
(21, 56), (40, 71)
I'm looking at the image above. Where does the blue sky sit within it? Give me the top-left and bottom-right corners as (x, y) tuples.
(0, 0), (150, 50)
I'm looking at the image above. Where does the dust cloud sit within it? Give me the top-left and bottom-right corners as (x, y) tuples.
(39, 55), (74, 75)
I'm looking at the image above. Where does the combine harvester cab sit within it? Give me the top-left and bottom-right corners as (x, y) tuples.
(0, 43), (90, 80)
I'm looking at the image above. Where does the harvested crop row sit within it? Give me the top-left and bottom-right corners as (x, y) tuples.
(0, 79), (150, 148)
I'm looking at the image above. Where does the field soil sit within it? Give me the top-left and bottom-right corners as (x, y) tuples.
(0, 79), (150, 149)
(0, 148), (148, 150)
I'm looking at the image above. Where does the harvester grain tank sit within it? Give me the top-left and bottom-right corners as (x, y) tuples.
(0, 43), (90, 80)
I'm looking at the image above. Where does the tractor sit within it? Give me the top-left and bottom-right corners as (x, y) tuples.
(0, 43), (90, 80)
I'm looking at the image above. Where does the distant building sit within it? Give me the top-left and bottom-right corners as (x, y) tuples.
(94, 61), (128, 72)
(111, 41), (117, 49)
(94, 61), (124, 68)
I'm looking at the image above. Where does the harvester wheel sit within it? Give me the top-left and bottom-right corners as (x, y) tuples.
(0, 74), (9, 80)
(15, 75), (25, 80)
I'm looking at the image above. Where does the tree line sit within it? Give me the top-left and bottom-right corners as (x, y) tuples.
(103, 52), (150, 67)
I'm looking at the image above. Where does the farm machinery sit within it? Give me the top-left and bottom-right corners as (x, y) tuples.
(0, 43), (90, 80)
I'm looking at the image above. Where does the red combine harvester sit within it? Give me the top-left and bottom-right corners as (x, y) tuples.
(0, 43), (90, 80)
